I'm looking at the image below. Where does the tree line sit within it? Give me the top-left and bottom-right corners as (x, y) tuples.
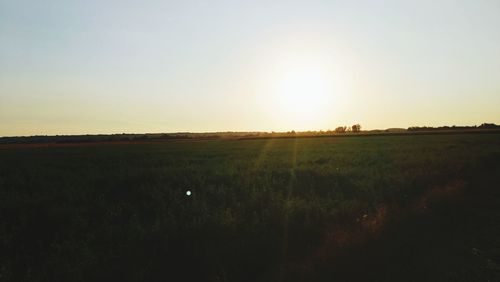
(408, 123), (499, 131)
(334, 124), (361, 133)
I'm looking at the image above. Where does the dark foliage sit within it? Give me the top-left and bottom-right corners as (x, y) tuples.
(1, 134), (499, 281)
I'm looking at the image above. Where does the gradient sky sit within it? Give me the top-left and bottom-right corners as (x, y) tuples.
(1, 0), (499, 136)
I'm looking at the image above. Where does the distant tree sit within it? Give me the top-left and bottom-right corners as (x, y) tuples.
(352, 124), (361, 133)
(479, 123), (499, 129)
(335, 126), (347, 133)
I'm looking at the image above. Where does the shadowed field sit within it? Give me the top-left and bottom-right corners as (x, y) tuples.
(1, 133), (499, 281)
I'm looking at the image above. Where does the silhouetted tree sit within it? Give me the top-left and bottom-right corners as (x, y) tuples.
(352, 124), (361, 133)
(479, 123), (499, 129)
(335, 126), (347, 133)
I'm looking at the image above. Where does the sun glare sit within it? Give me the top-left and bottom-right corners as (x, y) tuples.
(276, 68), (331, 119)
(267, 60), (338, 129)
(256, 48), (350, 131)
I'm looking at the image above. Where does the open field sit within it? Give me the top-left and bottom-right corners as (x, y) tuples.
(1, 133), (500, 281)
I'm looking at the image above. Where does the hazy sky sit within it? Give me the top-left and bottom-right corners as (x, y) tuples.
(1, 0), (499, 136)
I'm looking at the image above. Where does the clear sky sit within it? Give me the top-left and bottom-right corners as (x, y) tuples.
(1, 0), (499, 136)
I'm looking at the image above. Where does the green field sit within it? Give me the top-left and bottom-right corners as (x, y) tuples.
(1, 133), (500, 281)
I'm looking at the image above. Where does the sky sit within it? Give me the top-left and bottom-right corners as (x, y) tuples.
(1, 0), (499, 136)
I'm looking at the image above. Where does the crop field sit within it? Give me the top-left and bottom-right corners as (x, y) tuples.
(1, 133), (500, 282)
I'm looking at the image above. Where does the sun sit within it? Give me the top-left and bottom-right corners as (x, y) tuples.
(276, 68), (330, 117)
(271, 65), (333, 128)
(255, 49), (349, 130)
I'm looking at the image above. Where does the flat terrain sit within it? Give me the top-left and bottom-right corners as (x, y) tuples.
(1, 133), (500, 281)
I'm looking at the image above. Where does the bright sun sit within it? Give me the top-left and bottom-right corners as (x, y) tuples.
(271, 65), (334, 128)
(256, 50), (348, 131)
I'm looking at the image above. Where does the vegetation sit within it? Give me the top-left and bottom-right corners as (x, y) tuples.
(2, 124), (500, 145)
(408, 123), (500, 131)
(1, 133), (500, 281)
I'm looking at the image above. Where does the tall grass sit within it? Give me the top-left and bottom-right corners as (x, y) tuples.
(0, 134), (499, 281)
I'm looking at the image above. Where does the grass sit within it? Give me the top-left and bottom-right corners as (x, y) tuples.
(1, 133), (499, 281)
